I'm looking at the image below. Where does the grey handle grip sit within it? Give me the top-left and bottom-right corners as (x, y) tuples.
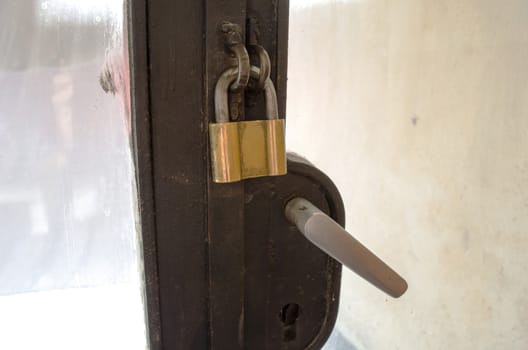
(285, 197), (408, 298)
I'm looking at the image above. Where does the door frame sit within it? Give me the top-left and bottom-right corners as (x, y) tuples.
(127, 1), (289, 349)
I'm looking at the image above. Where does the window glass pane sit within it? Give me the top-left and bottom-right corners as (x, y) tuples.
(0, 1), (148, 349)
(288, 1), (528, 349)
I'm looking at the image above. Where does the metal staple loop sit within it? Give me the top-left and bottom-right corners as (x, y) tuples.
(228, 43), (250, 91)
(248, 44), (271, 90)
(220, 21), (251, 91)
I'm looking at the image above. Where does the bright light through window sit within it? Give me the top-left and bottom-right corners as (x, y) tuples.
(0, 1), (148, 349)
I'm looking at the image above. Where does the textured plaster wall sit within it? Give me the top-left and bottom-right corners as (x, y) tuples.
(287, 1), (528, 349)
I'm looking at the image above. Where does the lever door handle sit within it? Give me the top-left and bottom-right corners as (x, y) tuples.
(285, 197), (408, 298)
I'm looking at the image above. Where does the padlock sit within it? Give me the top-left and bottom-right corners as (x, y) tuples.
(209, 66), (287, 183)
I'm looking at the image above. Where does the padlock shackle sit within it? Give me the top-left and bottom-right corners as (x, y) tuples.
(265, 80), (279, 119)
(214, 66), (279, 123)
(214, 67), (239, 123)
(250, 66), (279, 120)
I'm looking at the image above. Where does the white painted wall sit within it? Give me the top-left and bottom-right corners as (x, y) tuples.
(287, 1), (528, 349)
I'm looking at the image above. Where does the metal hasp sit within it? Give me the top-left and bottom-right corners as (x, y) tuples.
(209, 56), (287, 183)
(219, 21), (250, 92)
(285, 198), (408, 298)
(243, 154), (346, 349)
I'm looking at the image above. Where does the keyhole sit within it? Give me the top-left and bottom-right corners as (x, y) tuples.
(280, 303), (301, 342)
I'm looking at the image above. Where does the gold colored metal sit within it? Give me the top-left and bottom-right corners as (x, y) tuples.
(209, 119), (286, 183)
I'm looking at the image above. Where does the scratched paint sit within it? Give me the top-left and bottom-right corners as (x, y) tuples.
(287, 1), (528, 349)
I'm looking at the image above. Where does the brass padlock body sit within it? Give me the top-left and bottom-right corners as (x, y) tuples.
(209, 119), (286, 183)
